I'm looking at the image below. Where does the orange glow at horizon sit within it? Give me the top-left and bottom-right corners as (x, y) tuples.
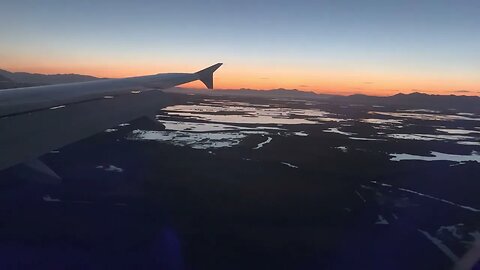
(2, 61), (479, 97)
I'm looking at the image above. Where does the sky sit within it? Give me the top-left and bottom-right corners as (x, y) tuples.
(0, 0), (479, 96)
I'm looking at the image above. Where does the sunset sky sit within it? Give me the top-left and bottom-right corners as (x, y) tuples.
(1, 0), (479, 96)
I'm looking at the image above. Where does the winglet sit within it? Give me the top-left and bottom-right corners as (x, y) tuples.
(195, 63), (223, 89)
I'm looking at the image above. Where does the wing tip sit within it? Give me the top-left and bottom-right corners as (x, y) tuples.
(196, 63), (223, 89)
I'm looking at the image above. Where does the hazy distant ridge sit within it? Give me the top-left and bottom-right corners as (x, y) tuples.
(170, 88), (480, 113)
(0, 69), (100, 87)
(170, 87), (332, 99)
(333, 92), (480, 112)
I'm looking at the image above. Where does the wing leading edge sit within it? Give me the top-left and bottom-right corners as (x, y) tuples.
(0, 63), (223, 177)
(0, 63), (223, 117)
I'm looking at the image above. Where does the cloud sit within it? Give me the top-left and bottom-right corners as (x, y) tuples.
(363, 82), (374, 84)
(298, 84), (309, 88)
(259, 77), (269, 80)
(453, 90), (471, 93)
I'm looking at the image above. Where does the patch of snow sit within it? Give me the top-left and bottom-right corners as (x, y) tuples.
(370, 180), (393, 187)
(253, 136), (272, 150)
(128, 130), (246, 149)
(457, 141), (480, 146)
(281, 162), (298, 169)
(438, 224), (464, 240)
(43, 195), (61, 202)
(418, 229), (459, 262)
(49, 105), (66, 110)
(456, 112), (476, 117)
(349, 137), (383, 141)
(317, 117), (348, 122)
(96, 165), (124, 173)
(324, 127), (355, 136)
(375, 215), (389, 225)
(294, 131), (309, 136)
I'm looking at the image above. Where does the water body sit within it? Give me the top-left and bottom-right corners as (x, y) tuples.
(132, 117), (314, 149)
(398, 109), (440, 113)
(390, 151), (480, 163)
(162, 102), (345, 125)
(361, 118), (403, 124)
(159, 120), (281, 132)
(371, 112), (480, 121)
(387, 134), (474, 141)
(166, 111), (319, 125)
(437, 128), (480, 135)
(457, 141), (480, 146)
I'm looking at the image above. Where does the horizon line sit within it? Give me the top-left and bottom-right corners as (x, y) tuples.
(1, 67), (479, 98)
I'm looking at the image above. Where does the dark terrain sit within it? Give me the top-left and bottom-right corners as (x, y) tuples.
(0, 90), (479, 269)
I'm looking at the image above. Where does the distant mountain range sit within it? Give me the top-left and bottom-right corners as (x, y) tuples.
(165, 87), (333, 99)
(167, 88), (480, 112)
(332, 92), (480, 112)
(0, 69), (100, 88)
(1, 68), (478, 112)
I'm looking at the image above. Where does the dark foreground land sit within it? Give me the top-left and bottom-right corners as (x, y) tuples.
(0, 93), (479, 269)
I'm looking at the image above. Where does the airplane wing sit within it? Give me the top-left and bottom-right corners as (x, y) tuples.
(0, 63), (222, 181)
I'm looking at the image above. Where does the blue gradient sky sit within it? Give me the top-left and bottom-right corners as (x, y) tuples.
(1, 0), (479, 95)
